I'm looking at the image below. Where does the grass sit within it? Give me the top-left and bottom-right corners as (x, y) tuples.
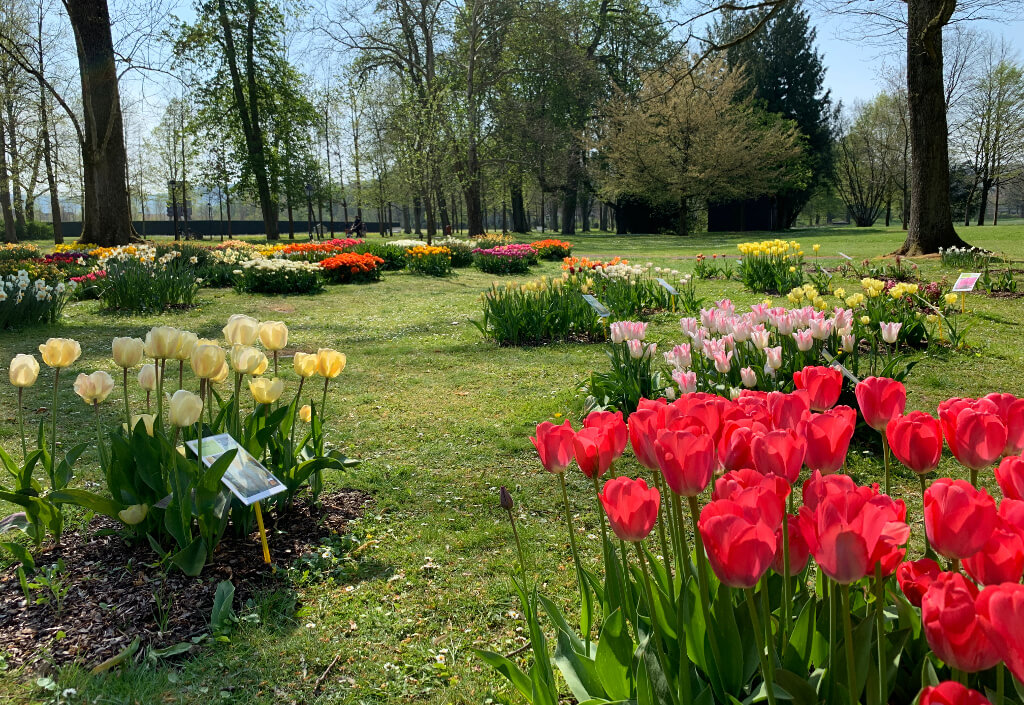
(1, 222), (1023, 704)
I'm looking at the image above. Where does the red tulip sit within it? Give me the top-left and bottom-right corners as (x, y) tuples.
(794, 365), (843, 412)
(1001, 498), (1024, 533)
(963, 519), (1024, 586)
(736, 392), (772, 427)
(918, 682), (994, 705)
(718, 419), (768, 472)
(801, 405), (856, 474)
(584, 410), (628, 460)
(637, 397), (670, 428)
(801, 470), (857, 512)
(855, 376), (907, 432)
(628, 408), (661, 470)
(924, 478), (998, 560)
(939, 398), (1006, 471)
(573, 427), (616, 479)
(870, 493), (910, 576)
(976, 583), (1024, 685)
(886, 411), (943, 474)
(772, 513), (810, 575)
(995, 455), (1024, 501)
(922, 572), (1002, 673)
(984, 392), (1024, 456)
(655, 429), (715, 497)
(896, 558), (942, 607)
(599, 476), (660, 542)
(712, 469), (789, 530)
(530, 420), (576, 473)
(669, 396), (724, 442)
(768, 390), (811, 431)
(698, 499), (777, 588)
(799, 485), (910, 584)
(753, 429), (806, 484)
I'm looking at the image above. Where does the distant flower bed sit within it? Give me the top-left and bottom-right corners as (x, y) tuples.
(320, 252), (385, 284)
(562, 256), (629, 273)
(0, 243), (41, 261)
(350, 242), (408, 270)
(471, 233), (515, 249)
(473, 244), (538, 275)
(70, 270), (106, 299)
(406, 245), (453, 276)
(736, 238), (807, 293)
(436, 238), (475, 267)
(233, 259), (324, 295)
(1, 272), (76, 329)
(530, 239), (572, 260)
(279, 239), (364, 261)
(96, 246), (202, 312)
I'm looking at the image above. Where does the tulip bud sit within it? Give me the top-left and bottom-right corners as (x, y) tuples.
(9, 353), (39, 388)
(118, 503), (149, 526)
(293, 352), (319, 378)
(316, 348), (346, 378)
(299, 404), (312, 423)
(124, 413), (156, 436)
(230, 345), (265, 375)
(73, 370), (115, 405)
(38, 337), (82, 368)
(111, 337), (145, 368)
(168, 389), (203, 427)
(223, 314), (260, 346)
(138, 364), (160, 391)
(190, 343), (225, 379)
(144, 326), (181, 360)
(249, 376), (285, 405)
(499, 486), (514, 511)
(258, 321), (288, 351)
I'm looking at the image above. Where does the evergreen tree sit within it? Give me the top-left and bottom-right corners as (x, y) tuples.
(715, 1), (836, 228)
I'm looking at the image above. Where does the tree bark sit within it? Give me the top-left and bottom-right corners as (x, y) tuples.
(977, 178), (992, 225)
(6, 101), (25, 232)
(0, 113), (15, 242)
(897, 0), (969, 254)
(65, 0), (135, 245)
(510, 179), (528, 233)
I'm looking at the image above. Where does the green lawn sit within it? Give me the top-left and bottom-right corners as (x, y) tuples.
(1, 223), (1023, 704)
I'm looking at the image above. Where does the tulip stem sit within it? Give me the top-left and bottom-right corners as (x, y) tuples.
(321, 377), (329, 427)
(156, 359), (166, 428)
(881, 434), (891, 496)
(919, 474), (935, 559)
(636, 544), (682, 705)
(178, 360), (184, 391)
(93, 403), (108, 471)
(505, 505), (528, 583)
(233, 373), (243, 438)
(670, 493), (693, 584)
(122, 367), (131, 426)
(841, 584), (858, 705)
(651, 473), (674, 592)
(970, 468), (979, 489)
(997, 664), (1005, 705)
(559, 474), (590, 654)
(146, 390), (151, 415)
(745, 587), (777, 705)
(874, 563), (886, 705)
(289, 377), (306, 459)
(687, 495), (725, 679)
(781, 512), (792, 651)
(17, 388), (26, 463)
(49, 367), (59, 489)
(273, 350), (278, 376)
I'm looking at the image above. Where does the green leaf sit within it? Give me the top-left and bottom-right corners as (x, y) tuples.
(211, 579), (236, 634)
(474, 649), (533, 703)
(596, 608), (633, 701)
(554, 628), (605, 702)
(0, 541), (35, 571)
(48, 489), (121, 519)
(538, 592), (586, 655)
(170, 536), (208, 577)
(773, 668), (820, 705)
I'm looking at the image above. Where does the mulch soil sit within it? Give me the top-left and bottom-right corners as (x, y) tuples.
(0, 489), (371, 670)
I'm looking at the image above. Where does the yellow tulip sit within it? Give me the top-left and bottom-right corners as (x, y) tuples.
(138, 364), (159, 391)
(190, 343), (225, 379)
(229, 345), (265, 375)
(860, 315), (871, 325)
(223, 314), (260, 346)
(38, 337), (81, 368)
(124, 414), (156, 436)
(112, 337), (145, 368)
(73, 370), (115, 404)
(9, 353), (39, 388)
(945, 293), (959, 305)
(299, 404), (312, 423)
(293, 351), (319, 378)
(168, 389), (203, 427)
(249, 376), (285, 405)
(210, 360), (230, 384)
(144, 326), (181, 359)
(170, 331), (198, 361)
(252, 352), (269, 376)
(258, 321), (288, 351)
(316, 348), (346, 378)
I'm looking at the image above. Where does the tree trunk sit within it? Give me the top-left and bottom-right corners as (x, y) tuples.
(0, 115), (15, 242)
(413, 196), (421, 236)
(977, 179), (992, 225)
(402, 204), (411, 233)
(885, 198), (891, 227)
(581, 194), (591, 232)
(897, 0), (969, 254)
(510, 180), (528, 233)
(550, 196), (558, 231)
(286, 195), (294, 238)
(423, 191), (436, 244)
(65, 0), (135, 245)
(676, 197), (689, 236)
(38, 77), (62, 243)
(599, 202), (608, 231)
(6, 102), (25, 233)
(435, 184), (449, 233)
(225, 186), (232, 237)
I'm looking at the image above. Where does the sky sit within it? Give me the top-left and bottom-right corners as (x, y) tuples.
(807, 7), (1024, 108)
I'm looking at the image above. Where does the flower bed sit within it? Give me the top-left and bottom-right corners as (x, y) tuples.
(436, 238), (475, 267)
(278, 238), (363, 262)
(350, 242), (408, 270)
(470, 233), (515, 249)
(485, 377), (1024, 705)
(737, 238), (807, 293)
(406, 245), (453, 276)
(0, 272), (76, 329)
(530, 238), (573, 260)
(320, 251), (385, 283)
(473, 243), (538, 274)
(95, 245), (202, 312)
(232, 258), (324, 294)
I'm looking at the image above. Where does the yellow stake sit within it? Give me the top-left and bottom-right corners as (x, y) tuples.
(254, 501), (271, 564)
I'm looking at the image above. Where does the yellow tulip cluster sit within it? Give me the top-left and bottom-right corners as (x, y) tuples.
(888, 282), (919, 299)
(406, 245), (452, 258)
(861, 278), (886, 298)
(737, 239), (802, 258)
(786, 283), (828, 310)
